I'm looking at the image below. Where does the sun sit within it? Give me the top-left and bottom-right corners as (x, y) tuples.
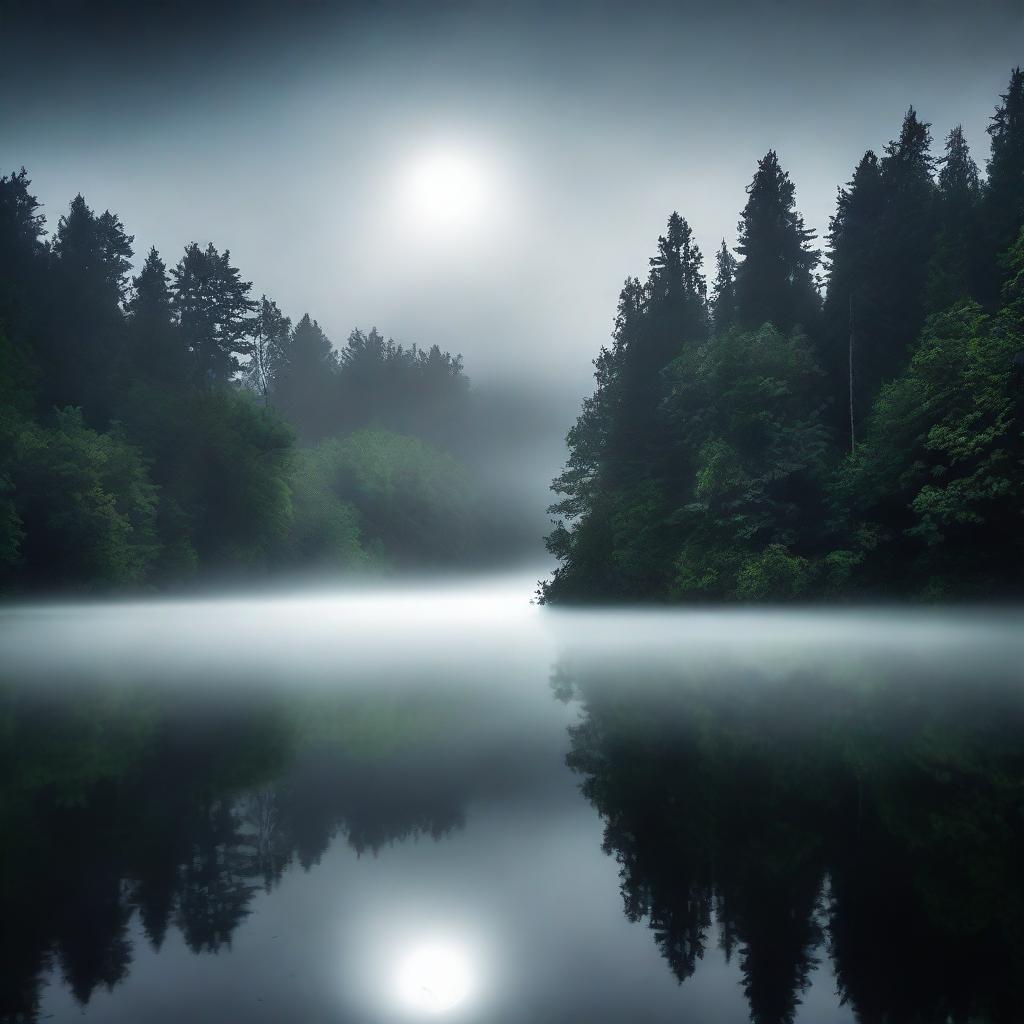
(395, 941), (473, 1014)
(403, 150), (487, 232)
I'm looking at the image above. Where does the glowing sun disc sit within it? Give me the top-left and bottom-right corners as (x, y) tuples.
(404, 151), (486, 229)
(396, 942), (473, 1013)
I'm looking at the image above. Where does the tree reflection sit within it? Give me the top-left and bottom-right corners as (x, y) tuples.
(0, 685), (474, 1023)
(558, 657), (1024, 1024)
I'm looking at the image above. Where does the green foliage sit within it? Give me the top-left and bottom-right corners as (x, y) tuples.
(666, 325), (829, 599)
(8, 408), (160, 586)
(123, 385), (295, 573)
(286, 447), (368, 568)
(0, 162), (484, 589)
(829, 267), (1024, 594)
(547, 69), (1024, 604)
(309, 430), (476, 565)
(735, 544), (812, 600)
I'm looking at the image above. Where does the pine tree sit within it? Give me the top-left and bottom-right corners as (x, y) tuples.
(711, 240), (738, 334)
(245, 295), (291, 404)
(824, 109), (937, 442)
(983, 67), (1024, 299)
(613, 212), (706, 474)
(46, 194), (134, 417)
(272, 313), (338, 443)
(926, 125), (981, 312)
(52, 195), (134, 303)
(543, 277), (641, 599)
(0, 168), (45, 291)
(0, 169), (47, 409)
(733, 151), (819, 333)
(127, 247), (184, 384)
(822, 151), (885, 446)
(544, 214), (708, 599)
(865, 108), (937, 391)
(170, 243), (256, 385)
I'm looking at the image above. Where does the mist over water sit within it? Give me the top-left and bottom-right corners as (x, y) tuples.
(5, 571), (1023, 684)
(3, 2), (1024, 1020)
(2, 575), (1023, 1023)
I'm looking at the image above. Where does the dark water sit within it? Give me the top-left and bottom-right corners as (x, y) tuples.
(2, 576), (1023, 1023)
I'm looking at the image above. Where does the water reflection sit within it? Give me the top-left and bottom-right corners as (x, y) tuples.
(396, 940), (474, 1014)
(0, 686), (494, 1021)
(1, 587), (1022, 1023)
(557, 649), (1024, 1024)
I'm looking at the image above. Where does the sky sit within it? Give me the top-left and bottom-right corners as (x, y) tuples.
(1, 0), (1022, 428)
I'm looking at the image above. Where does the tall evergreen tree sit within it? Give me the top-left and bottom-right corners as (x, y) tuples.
(822, 151), (886, 447)
(170, 243), (255, 385)
(545, 214), (708, 599)
(46, 194), (134, 417)
(245, 295), (291, 405)
(824, 110), (938, 448)
(127, 247), (183, 385)
(926, 125), (981, 312)
(711, 239), (738, 335)
(0, 168), (45, 312)
(271, 313), (338, 443)
(733, 151), (819, 333)
(614, 212), (706, 470)
(544, 277), (641, 599)
(983, 67), (1024, 300)
(873, 107), (937, 378)
(0, 169), (46, 412)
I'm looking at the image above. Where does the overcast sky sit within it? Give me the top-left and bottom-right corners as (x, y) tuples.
(2, 0), (1022, 413)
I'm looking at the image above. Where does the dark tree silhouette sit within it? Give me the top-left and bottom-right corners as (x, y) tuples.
(733, 151), (820, 334)
(171, 242), (256, 385)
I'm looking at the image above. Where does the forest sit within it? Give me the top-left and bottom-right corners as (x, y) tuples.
(543, 68), (1024, 603)
(0, 179), (482, 589)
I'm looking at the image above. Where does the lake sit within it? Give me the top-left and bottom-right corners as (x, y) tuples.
(2, 574), (1023, 1023)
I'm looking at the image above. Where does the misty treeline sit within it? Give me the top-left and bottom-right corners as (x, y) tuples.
(543, 68), (1024, 602)
(0, 181), (480, 589)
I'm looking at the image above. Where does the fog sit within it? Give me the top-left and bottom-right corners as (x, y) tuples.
(3, 571), (1023, 1021)
(3, 1), (1022, 518)
(4, 570), (1023, 687)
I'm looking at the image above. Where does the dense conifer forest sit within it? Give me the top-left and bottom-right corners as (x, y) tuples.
(0, 177), (481, 589)
(542, 69), (1024, 602)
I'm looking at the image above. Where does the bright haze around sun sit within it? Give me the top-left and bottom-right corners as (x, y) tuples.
(2, 0), (1020, 506)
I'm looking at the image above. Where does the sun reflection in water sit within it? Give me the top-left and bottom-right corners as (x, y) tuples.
(396, 941), (473, 1014)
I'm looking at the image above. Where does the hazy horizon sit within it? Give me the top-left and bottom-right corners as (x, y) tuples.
(3, 0), (1021, 410)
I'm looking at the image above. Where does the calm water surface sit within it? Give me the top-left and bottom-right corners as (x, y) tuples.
(2, 575), (1023, 1023)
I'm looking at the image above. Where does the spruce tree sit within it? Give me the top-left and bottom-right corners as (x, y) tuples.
(0, 169), (46, 410)
(926, 125), (981, 312)
(544, 215), (707, 599)
(272, 313), (338, 443)
(127, 247), (184, 384)
(824, 109), (937, 442)
(711, 240), (738, 335)
(983, 67), (1024, 299)
(613, 212), (706, 474)
(874, 107), (937, 380)
(47, 194), (134, 417)
(733, 151), (819, 333)
(170, 242), (256, 385)
(0, 169), (45, 298)
(822, 151), (885, 446)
